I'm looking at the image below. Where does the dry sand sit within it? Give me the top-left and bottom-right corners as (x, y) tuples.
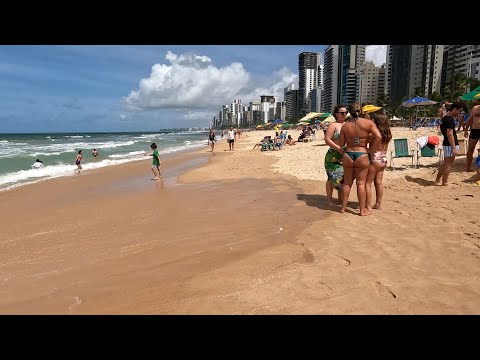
(1, 127), (479, 314)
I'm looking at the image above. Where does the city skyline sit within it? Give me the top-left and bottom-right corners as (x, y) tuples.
(0, 45), (387, 132)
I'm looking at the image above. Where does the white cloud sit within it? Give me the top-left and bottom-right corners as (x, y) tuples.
(119, 113), (126, 119)
(365, 45), (387, 67)
(123, 51), (297, 112)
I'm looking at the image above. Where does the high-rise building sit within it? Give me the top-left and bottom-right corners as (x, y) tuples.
(309, 87), (322, 113)
(260, 95), (276, 124)
(298, 52), (322, 116)
(284, 84), (299, 121)
(469, 57), (480, 81)
(389, 45), (426, 103)
(423, 45), (444, 97)
(356, 61), (380, 105)
(230, 99), (243, 127)
(248, 101), (262, 125)
(275, 101), (286, 120)
(339, 45), (366, 105)
(442, 45), (480, 95)
(285, 88), (299, 122)
(377, 64), (386, 102)
(384, 46), (393, 100)
(321, 45), (340, 113)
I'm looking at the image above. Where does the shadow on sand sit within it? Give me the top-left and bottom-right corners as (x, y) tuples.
(297, 193), (358, 215)
(404, 175), (437, 187)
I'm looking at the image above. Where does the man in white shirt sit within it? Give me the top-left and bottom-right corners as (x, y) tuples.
(227, 126), (235, 151)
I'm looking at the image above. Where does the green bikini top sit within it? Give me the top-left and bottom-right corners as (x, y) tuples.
(333, 131), (340, 140)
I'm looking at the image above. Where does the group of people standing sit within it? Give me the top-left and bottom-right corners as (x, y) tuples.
(436, 99), (480, 185)
(324, 103), (391, 216)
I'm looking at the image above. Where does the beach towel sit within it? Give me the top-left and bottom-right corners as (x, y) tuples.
(324, 148), (344, 190)
(416, 137), (428, 149)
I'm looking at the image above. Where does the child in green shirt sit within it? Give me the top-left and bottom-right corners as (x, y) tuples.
(145, 143), (162, 180)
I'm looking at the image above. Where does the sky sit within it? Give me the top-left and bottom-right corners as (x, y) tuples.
(0, 45), (387, 133)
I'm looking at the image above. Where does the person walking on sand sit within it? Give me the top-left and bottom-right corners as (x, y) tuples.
(464, 99), (480, 172)
(145, 142), (162, 180)
(338, 103), (382, 216)
(208, 129), (216, 152)
(324, 104), (347, 206)
(365, 114), (392, 211)
(227, 126), (235, 151)
(435, 102), (463, 186)
(75, 150), (83, 173)
(221, 130), (224, 139)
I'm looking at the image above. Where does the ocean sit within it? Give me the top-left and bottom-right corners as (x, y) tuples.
(0, 130), (213, 192)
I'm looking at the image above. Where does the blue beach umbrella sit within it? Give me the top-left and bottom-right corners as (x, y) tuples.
(400, 96), (438, 123)
(400, 96), (438, 108)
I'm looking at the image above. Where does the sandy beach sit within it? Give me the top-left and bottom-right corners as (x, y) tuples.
(1, 127), (480, 314)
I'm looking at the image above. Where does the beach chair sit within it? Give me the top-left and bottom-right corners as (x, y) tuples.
(390, 138), (416, 170)
(416, 144), (442, 167)
(427, 118), (436, 128)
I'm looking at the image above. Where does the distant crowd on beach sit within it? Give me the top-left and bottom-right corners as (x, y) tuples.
(242, 98), (480, 216)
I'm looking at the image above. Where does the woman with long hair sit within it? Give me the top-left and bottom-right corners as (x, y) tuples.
(366, 114), (392, 211)
(324, 104), (348, 206)
(208, 129), (216, 152)
(338, 103), (382, 216)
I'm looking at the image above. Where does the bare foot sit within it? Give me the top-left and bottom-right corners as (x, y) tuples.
(434, 181), (442, 186)
(360, 209), (372, 216)
(372, 204), (382, 210)
(339, 208), (346, 213)
(441, 183), (449, 186)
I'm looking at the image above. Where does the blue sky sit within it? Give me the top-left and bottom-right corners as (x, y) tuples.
(0, 45), (386, 133)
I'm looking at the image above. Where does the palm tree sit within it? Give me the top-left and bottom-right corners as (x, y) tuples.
(445, 73), (469, 100)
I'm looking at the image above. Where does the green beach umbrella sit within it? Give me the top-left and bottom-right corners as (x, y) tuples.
(461, 86), (480, 101)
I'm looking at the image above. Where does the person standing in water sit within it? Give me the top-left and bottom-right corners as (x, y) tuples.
(208, 129), (216, 152)
(145, 142), (162, 180)
(74, 150), (83, 174)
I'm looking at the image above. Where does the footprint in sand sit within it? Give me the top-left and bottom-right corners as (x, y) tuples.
(335, 255), (351, 266)
(318, 282), (334, 296)
(373, 281), (396, 299)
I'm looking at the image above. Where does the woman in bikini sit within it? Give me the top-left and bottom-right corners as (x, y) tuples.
(365, 115), (392, 211)
(324, 104), (347, 206)
(338, 103), (382, 216)
(75, 150), (83, 173)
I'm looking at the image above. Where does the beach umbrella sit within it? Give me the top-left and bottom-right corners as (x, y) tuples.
(462, 86), (480, 100)
(297, 112), (325, 122)
(400, 96), (438, 124)
(400, 97), (438, 108)
(362, 104), (382, 113)
(320, 115), (335, 123)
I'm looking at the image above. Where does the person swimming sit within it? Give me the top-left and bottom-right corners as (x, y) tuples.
(31, 159), (44, 169)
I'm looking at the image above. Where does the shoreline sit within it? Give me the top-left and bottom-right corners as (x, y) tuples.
(1, 128), (480, 314)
